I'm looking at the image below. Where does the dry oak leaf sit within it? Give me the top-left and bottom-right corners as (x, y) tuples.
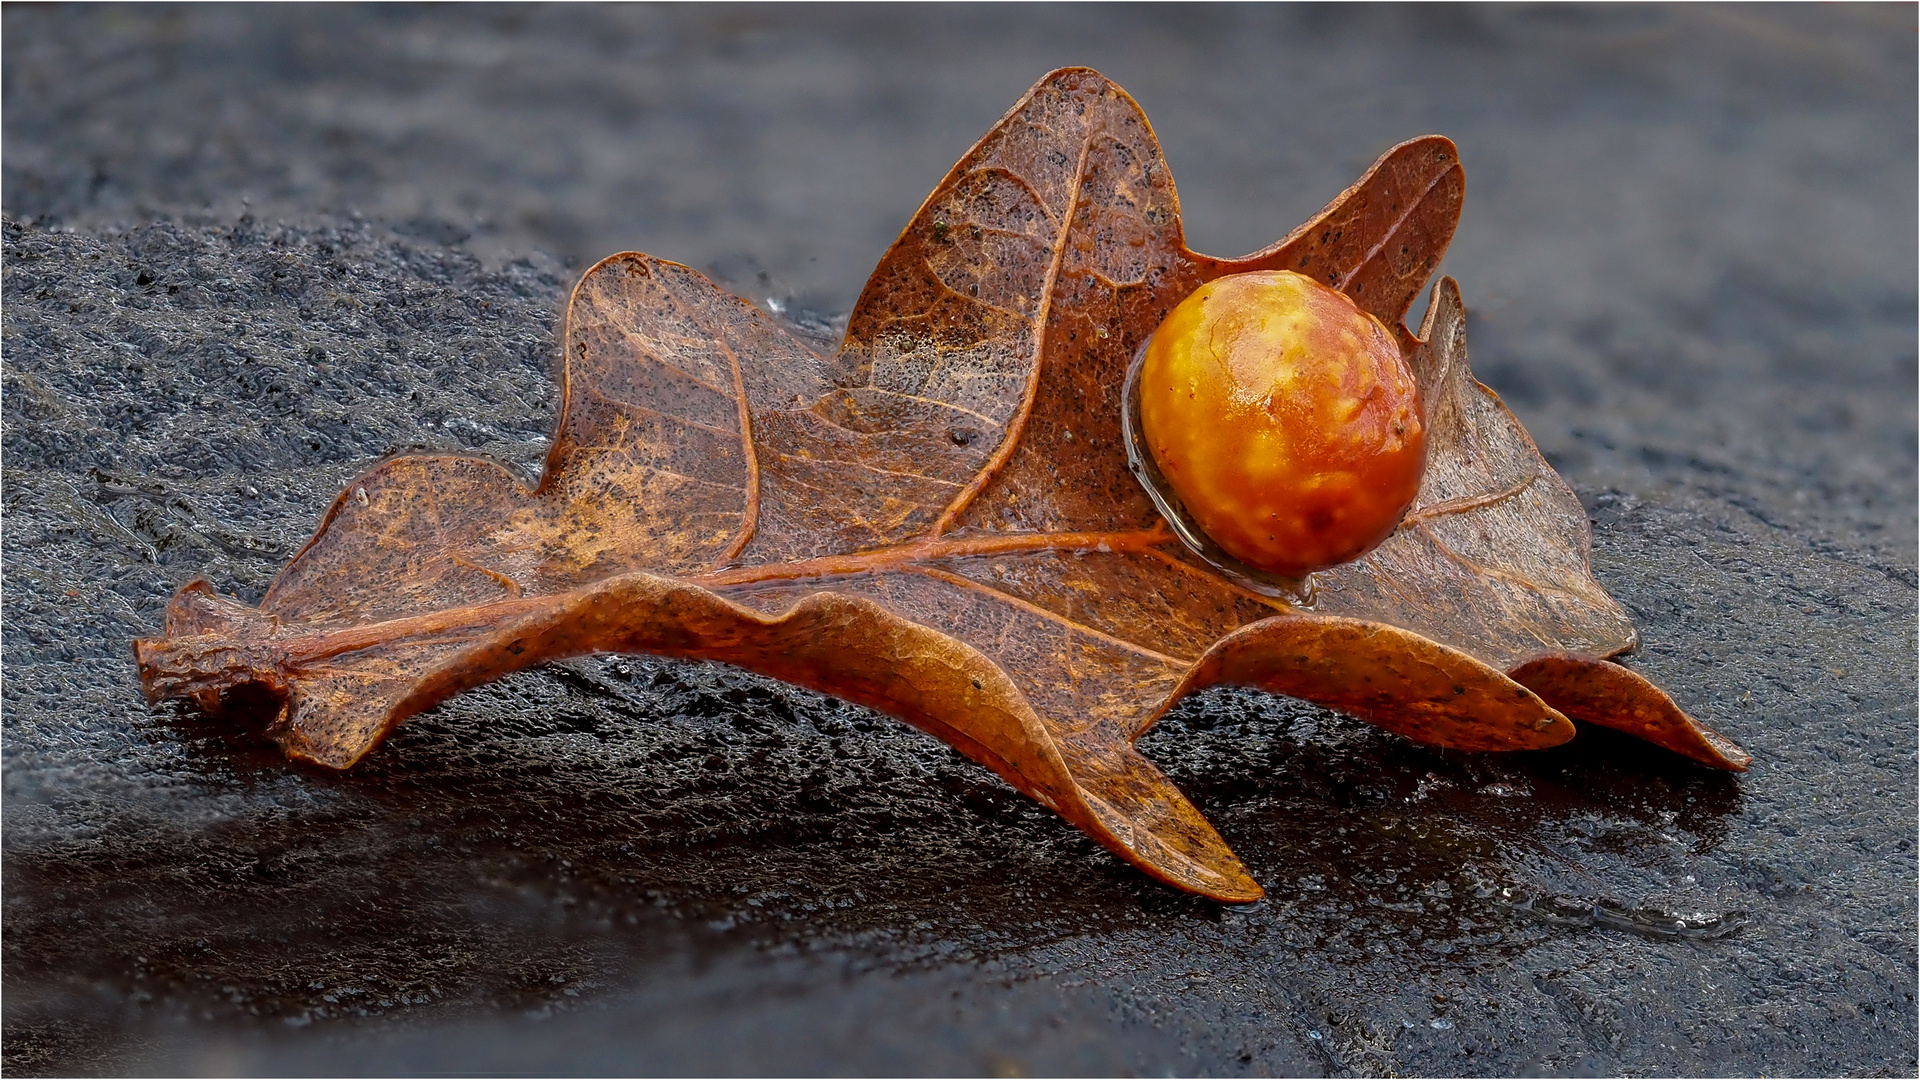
(136, 68), (1748, 903)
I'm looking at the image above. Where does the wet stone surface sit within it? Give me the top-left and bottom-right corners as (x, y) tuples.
(4, 6), (1915, 1076)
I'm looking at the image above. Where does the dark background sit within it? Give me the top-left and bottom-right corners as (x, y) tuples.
(4, 4), (1914, 1075)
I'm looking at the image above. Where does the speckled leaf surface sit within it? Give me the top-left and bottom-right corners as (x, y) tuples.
(136, 67), (1747, 902)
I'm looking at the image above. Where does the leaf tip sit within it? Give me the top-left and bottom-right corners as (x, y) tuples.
(1509, 653), (1753, 771)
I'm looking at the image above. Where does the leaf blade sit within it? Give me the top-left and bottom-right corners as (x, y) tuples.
(1315, 277), (1642, 671)
(1160, 612), (1576, 751)
(1201, 133), (1466, 339)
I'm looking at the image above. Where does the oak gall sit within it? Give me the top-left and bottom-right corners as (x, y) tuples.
(1139, 270), (1425, 578)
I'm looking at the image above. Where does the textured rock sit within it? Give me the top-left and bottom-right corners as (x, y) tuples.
(4, 6), (1914, 1075)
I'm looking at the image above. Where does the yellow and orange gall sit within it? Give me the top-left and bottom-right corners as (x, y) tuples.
(1139, 270), (1426, 578)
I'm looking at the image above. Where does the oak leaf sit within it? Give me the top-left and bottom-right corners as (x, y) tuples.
(136, 68), (1748, 903)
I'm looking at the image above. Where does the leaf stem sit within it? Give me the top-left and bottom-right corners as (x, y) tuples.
(139, 525), (1182, 692)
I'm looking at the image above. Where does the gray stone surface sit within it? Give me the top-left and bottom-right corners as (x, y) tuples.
(3, 5), (1914, 1076)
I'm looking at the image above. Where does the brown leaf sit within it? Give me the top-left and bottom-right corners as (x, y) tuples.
(136, 68), (1747, 902)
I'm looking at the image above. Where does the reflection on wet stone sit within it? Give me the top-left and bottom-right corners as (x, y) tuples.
(3, 4), (1916, 1077)
(1505, 892), (1746, 941)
